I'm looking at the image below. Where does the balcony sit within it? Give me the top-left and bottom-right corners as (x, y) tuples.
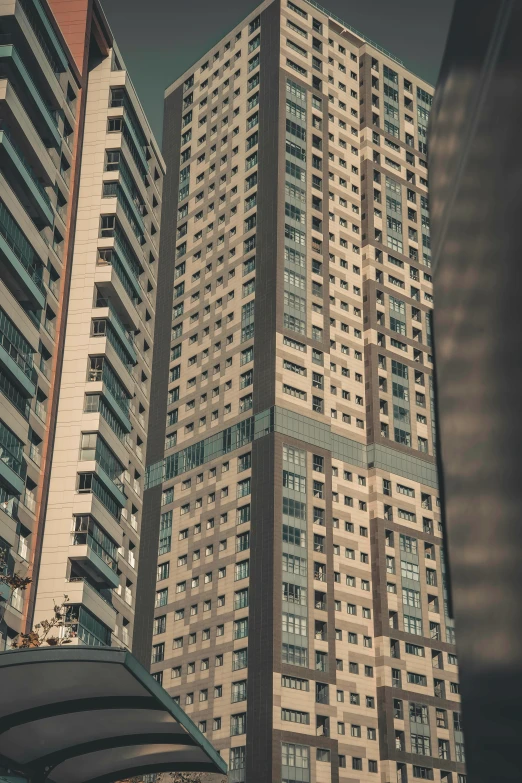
(109, 89), (149, 170)
(0, 44), (61, 148)
(22, 486), (35, 513)
(96, 248), (140, 321)
(17, 0), (69, 77)
(77, 450), (127, 511)
(103, 182), (145, 248)
(10, 586), (23, 612)
(32, 397), (46, 422)
(0, 197), (45, 310)
(94, 296), (137, 366)
(0, 316), (37, 398)
(0, 421), (26, 496)
(87, 360), (131, 434)
(69, 533), (120, 590)
(28, 441), (41, 466)
(0, 129), (53, 227)
(65, 577), (116, 634)
(63, 602), (113, 647)
(77, 473), (124, 523)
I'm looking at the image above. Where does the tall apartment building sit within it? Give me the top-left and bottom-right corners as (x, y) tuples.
(143, 1), (466, 782)
(0, 0), (164, 653)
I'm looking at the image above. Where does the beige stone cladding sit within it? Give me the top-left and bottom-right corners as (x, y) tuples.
(34, 42), (164, 651)
(150, 1), (465, 782)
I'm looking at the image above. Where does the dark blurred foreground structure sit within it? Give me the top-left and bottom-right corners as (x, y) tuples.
(429, 1), (522, 781)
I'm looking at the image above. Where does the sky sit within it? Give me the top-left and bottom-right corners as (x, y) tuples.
(101, 0), (455, 145)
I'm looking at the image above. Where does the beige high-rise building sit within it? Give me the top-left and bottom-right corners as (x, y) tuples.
(142, 1), (466, 782)
(0, 0), (164, 654)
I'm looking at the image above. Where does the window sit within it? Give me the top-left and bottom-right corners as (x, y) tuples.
(234, 618), (248, 639)
(230, 713), (247, 736)
(235, 560), (250, 581)
(282, 742), (310, 770)
(282, 709), (310, 724)
(407, 671), (427, 686)
(413, 766), (434, 780)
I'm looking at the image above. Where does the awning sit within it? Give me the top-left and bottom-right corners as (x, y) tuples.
(0, 647), (227, 783)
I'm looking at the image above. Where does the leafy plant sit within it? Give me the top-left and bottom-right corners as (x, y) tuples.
(10, 596), (75, 648)
(0, 548), (32, 592)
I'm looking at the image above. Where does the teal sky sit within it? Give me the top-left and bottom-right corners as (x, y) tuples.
(101, 0), (455, 145)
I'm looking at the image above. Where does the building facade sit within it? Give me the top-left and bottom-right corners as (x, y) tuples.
(0, 0), (164, 654)
(143, 1), (466, 782)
